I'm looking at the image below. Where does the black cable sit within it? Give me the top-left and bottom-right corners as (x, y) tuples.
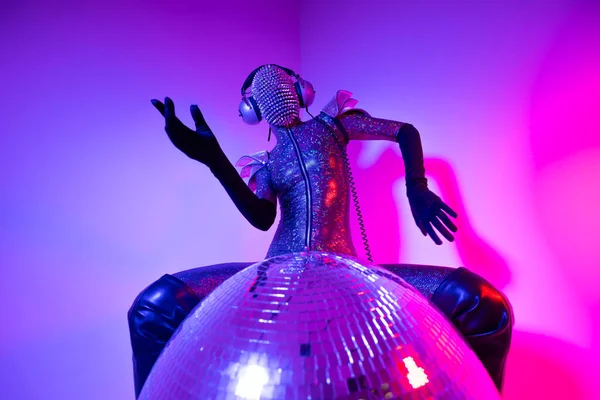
(305, 109), (373, 263)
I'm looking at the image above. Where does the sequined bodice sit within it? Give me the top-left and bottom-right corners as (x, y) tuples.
(265, 114), (356, 258)
(238, 90), (403, 259)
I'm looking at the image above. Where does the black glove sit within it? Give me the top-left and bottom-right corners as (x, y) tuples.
(407, 182), (458, 245)
(397, 123), (458, 245)
(151, 97), (226, 168)
(150, 97), (276, 231)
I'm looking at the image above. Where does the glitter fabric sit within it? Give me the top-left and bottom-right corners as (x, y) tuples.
(236, 92), (407, 259)
(173, 263), (455, 303)
(321, 90), (405, 143)
(173, 262), (253, 299)
(335, 110), (405, 143)
(252, 65), (300, 128)
(140, 252), (500, 400)
(379, 264), (456, 300)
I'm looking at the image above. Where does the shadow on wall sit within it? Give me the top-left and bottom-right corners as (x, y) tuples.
(347, 143), (511, 290)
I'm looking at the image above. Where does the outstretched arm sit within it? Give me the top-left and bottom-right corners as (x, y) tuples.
(151, 97), (276, 231)
(336, 110), (458, 245)
(337, 109), (404, 143)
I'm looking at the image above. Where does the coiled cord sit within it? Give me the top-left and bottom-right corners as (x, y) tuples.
(305, 109), (373, 263)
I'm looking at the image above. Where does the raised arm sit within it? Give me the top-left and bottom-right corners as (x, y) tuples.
(320, 90), (458, 244)
(337, 109), (404, 142)
(151, 97), (276, 231)
(333, 107), (428, 189)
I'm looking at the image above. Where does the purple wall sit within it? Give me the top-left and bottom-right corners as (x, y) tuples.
(0, 1), (300, 398)
(299, 0), (600, 398)
(1, 0), (598, 398)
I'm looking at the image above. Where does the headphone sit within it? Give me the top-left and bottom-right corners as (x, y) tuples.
(238, 64), (316, 125)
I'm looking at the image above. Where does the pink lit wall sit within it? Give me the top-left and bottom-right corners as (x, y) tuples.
(299, 0), (600, 398)
(0, 0), (598, 399)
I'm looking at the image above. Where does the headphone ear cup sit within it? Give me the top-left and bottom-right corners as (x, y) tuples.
(238, 96), (262, 125)
(295, 79), (315, 109)
(294, 81), (305, 108)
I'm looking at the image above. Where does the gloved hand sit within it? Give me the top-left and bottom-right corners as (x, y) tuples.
(151, 97), (226, 168)
(407, 181), (458, 245)
(150, 97), (276, 231)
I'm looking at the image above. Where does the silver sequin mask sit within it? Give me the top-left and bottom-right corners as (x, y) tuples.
(251, 65), (300, 128)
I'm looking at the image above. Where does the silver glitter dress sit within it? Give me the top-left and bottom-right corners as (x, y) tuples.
(233, 90), (454, 299)
(239, 90), (404, 258)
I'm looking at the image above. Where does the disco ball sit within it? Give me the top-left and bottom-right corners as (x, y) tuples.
(140, 252), (500, 400)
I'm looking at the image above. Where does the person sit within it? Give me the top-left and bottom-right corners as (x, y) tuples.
(128, 64), (513, 398)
